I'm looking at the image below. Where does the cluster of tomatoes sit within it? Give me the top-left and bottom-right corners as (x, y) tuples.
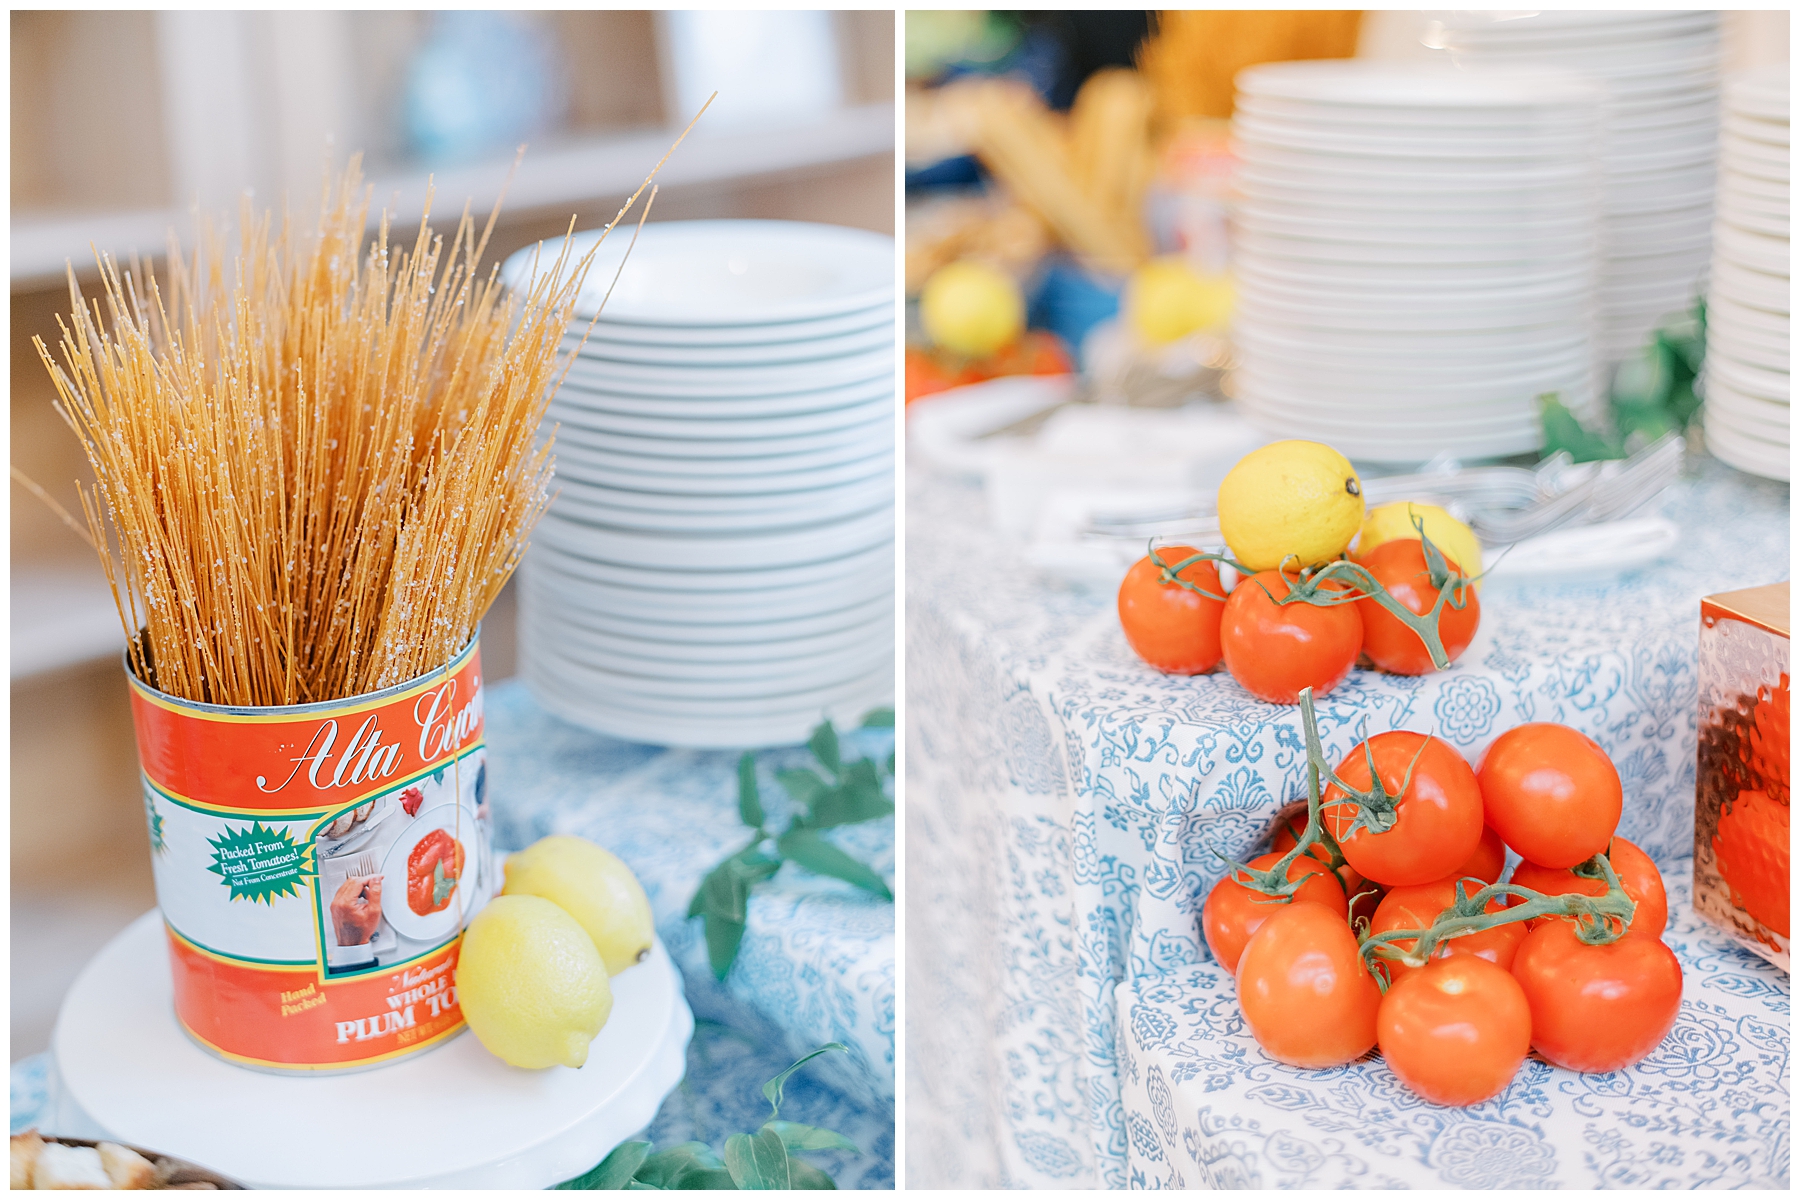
(1117, 538), (1480, 703)
(1203, 700), (1683, 1108)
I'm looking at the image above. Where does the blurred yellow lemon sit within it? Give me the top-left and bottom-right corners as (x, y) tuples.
(1125, 257), (1233, 346)
(1217, 441), (1364, 571)
(919, 261), (1024, 357)
(457, 894), (613, 1069)
(1357, 502), (1484, 590)
(504, 835), (655, 977)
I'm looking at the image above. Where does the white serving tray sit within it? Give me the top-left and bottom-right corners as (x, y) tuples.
(49, 910), (692, 1189)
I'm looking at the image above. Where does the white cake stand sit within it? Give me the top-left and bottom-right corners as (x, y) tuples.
(50, 910), (693, 1188)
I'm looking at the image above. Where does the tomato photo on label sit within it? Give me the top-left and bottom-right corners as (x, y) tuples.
(1355, 538), (1480, 676)
(1509, 836), (1669, 936)
(1220, 569), (1363, 704)
(1368, 878), (1527, 983)
(1477, 723), (1623, 869)
(1377, 955), (1531, 1106)
(1323, 732), (1484, 887)
(1117, 546), (1226, 675)
(1510, 921), (1683, 1073)
(1202, 851), (1347, 973)
(1236, 901), (1381, 1068)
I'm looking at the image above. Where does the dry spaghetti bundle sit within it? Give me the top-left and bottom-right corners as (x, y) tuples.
(35, 158), (604, 707)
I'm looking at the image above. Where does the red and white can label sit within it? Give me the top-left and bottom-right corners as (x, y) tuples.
(129, 639), (493, 1072)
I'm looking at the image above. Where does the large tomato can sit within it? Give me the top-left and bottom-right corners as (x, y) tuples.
(127, 637), (493, 1072)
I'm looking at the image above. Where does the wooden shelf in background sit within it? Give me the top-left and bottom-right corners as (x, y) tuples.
(11, 103), (895, 289)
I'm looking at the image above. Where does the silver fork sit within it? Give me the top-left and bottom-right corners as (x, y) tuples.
(354, 852), (378, 879)
(1081, 433), (1682, 546)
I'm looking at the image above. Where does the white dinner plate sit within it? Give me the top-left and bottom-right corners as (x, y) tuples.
(534, 501), (892, 568)
(560, 344), (894, 391)
(524, 657), (893, 749)
(551, 376), (894, 420)
(566, 302), (893, 348)
(502, 220), (894, 325)
(550, 411), (889, 461)
(523, 578), (892, 654)
(549, 388), (891, 440)
(1704, 408), (1790, 480)
(561, 321), (893, 367)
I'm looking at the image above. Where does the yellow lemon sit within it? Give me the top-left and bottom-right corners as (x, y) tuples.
(456, 894), (613, 1069)
(919, 261), (1024, 357)
(1217, 441), (1365, 571)
(1357, 501), (1484, 590)
(504, 835), (655, 976)
(1126, 257), (1234, 346)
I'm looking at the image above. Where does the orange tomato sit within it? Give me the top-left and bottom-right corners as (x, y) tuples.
(1202, 851), (1347, 973)
(1509, 836), (1669, 937)
(1367, 878), (1526, 984)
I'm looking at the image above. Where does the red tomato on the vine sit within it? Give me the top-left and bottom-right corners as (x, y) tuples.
(1202, 851), (1347, 973)
(1236, 901), (1382, 1068)
(1220, 569), (1362, 704)
(1323, 732), (1484, 887)
(1435, 824), (1506, 888)
(1355, 539), (1480, 676)
(1368, 878), (1527, 984)
(1510, 922), (1683, 1073)
(1377, 955), (1531, 1106)
(1117, 546), (1226, 675)
(1477, 724), (1623, 869)
(1509, 836), (1669, 936)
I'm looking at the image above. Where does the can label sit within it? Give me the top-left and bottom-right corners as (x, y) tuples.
(128, 639), (494, 1071)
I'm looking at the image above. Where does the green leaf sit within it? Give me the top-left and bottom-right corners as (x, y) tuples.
(737, 753), (764, 829)
(555, 1141), (653, 1189)
(1539, 392), (1624, 463)
(808, 720), (842, 775)
(763, 1121), (859, 1155)
(724, 1128), (790, 1189)
(777, 767), (829, 810)
(761, 1043), (848, 1120)
(777, 829), (891, 899)
(802, 778), (894, 831)
(703, 913), (747, 980)
(859, 706), (894, 728)
(786, 1159), (838, 1189)
(633, 1143), (733, 1190)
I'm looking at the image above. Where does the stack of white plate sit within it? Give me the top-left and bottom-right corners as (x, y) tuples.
(1442, 10), (1724, 367)
(1703, 67), (1789, 481)
(500, 220), (895, 748)
(1229, 60), (1605, 463)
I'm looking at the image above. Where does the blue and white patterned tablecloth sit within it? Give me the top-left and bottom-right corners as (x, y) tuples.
(904, 452), (1788, 1189)
(1119, 861), (1789, 1189)
(13, 683), (895, 1189)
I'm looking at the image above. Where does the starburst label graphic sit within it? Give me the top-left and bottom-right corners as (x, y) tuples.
(206, 822), (312, 904)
